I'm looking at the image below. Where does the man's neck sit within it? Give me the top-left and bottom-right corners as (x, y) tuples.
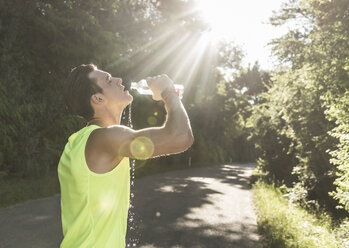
(87, 105), (125, 128)
(86, 113), (123, 128)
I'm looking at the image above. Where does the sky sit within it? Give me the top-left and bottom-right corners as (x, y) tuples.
(194, 0), (292, 71)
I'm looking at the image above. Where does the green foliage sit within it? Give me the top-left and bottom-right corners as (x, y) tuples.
(246, 69), (299, 187)
(326, 91), (349, 213)
(0, 0), (140, 178)
(252, 180), (346, 248)
(247, 0), (349, 219)
(0, 170), (60, 208)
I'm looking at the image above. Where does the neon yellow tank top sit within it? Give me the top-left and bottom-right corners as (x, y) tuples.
(57, 125), (130, 248)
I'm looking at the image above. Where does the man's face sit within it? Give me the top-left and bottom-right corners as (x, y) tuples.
(88, 69), (133, 109)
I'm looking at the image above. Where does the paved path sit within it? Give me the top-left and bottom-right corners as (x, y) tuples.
(0, 163), (261, 248)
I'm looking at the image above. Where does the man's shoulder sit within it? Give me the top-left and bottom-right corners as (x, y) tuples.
(90, 125), (134, 141)
(88, 124), (128, 139)
(85, 125), (130, 156)
(85, 127), (119, 172)
(86, 127), (105, 148)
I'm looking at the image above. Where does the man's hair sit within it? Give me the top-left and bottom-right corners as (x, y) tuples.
(63, 64), (103, 122)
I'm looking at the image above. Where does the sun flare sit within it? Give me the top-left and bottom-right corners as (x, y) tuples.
(194, 0), (243, 42)
(192, 0), (290, 70)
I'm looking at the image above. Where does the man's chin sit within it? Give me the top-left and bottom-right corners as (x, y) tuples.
(127, 95), (133, 102)
(123, 97), (133, 107)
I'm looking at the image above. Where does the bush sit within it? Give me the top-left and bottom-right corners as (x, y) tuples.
(252, 179), (345, 248)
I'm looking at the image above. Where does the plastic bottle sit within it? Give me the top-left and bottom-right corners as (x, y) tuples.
(130, 79), (184, 99)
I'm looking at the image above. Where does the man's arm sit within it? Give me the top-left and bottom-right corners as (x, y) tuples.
(93, 90), (194, 161)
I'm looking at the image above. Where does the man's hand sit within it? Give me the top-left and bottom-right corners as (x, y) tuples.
(146, 74), (175, 101)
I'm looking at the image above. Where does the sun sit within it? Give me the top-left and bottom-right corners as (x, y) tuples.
(193, 0), (265, 45)
(194, 0), (241, 41)
(196, 0), (230, 29)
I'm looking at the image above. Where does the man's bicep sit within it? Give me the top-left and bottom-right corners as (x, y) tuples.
(104, 125), (190, 160)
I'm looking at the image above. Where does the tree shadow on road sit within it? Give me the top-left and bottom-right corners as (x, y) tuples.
(127, 163), (261, 248)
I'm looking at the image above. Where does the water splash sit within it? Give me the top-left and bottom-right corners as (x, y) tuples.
(124, 102), (141, 247)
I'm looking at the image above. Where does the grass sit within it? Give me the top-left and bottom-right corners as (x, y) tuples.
(0, 170), (60, 208)
(251, 179), (348, 248)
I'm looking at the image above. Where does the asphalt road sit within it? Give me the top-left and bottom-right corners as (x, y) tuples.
(0, 163), (261, 248)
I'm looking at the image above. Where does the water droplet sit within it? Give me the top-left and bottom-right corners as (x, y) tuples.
(126, 102), (140, 247)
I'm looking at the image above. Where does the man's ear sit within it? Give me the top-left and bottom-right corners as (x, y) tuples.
(91, 94), (104, 104)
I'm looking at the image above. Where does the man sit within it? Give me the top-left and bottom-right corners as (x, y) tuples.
(58, 64), (194, 248)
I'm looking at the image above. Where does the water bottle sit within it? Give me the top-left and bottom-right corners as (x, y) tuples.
(130, 79), (184, 99)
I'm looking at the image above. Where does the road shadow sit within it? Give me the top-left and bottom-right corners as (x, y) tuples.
(0, 193), (62, 248)
(127, 163), (261, 248)
(0, 163), (260, 248)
